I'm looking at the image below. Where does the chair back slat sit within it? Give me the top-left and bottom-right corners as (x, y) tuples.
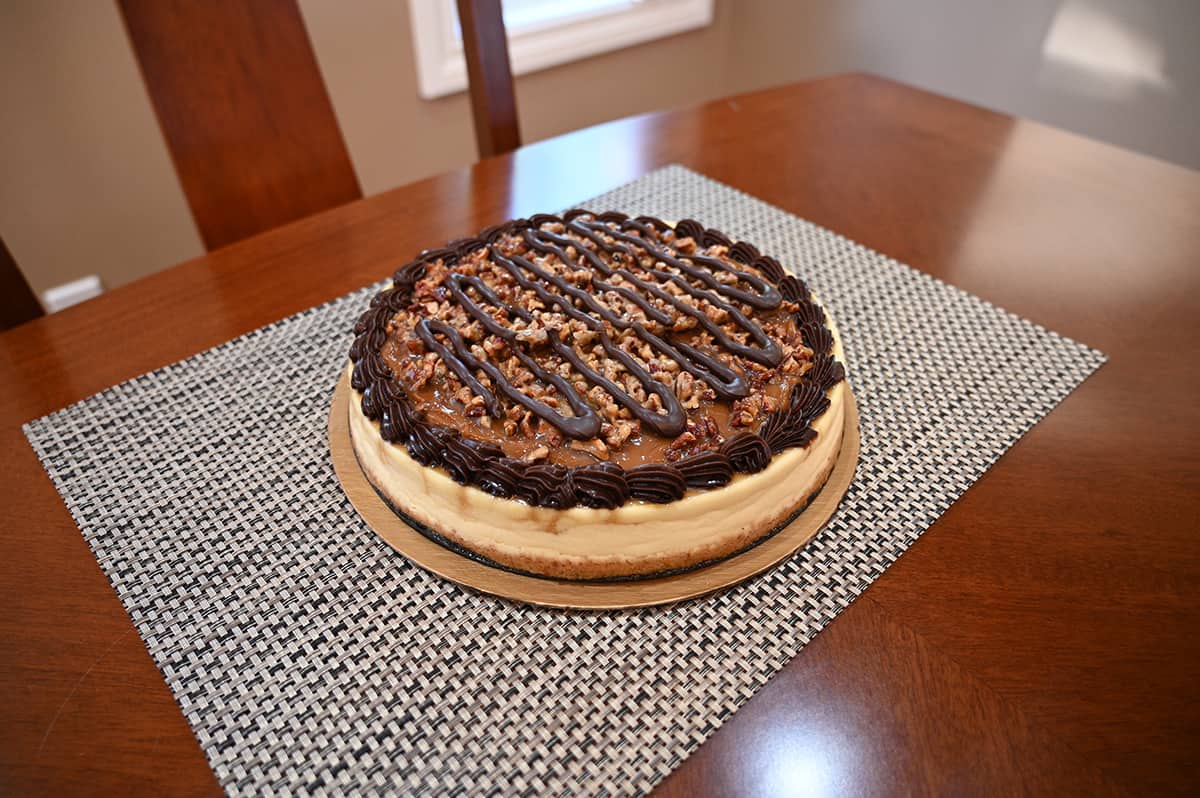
(1, 238), (44, 331)
(457, 0), (522, 158)
(118, 0), (362, 250)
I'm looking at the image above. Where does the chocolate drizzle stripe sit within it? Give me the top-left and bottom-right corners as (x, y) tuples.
(613, 217), (782, 310)
(562, 219), (783, 367)
(415, 315), (603, 439)
(523, 229), (673, 325)
(349, 211), (846, 509)
(447, 251), (684, 437)
(526, 225), (756, 396)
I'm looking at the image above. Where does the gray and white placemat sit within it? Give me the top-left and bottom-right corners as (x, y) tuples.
(24, 165), (1104, 796)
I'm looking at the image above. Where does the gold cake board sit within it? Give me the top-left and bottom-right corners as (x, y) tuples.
(329, 372), (859, 609)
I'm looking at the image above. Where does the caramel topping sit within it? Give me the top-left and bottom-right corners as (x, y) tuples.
(350, 210), (845, 509)
(379, 213), (818, 466)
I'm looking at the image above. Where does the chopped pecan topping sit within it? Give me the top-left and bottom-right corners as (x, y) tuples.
(368, 213), (829, 469)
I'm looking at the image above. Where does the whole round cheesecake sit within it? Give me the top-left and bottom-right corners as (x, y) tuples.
(347, 210), (847, 580)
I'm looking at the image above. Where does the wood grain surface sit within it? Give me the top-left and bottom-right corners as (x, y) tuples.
(119, 0), (362, 250)
(1, 74), (1198, 796)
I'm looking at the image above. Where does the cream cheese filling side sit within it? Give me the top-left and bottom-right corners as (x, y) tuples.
(347, 326), (848, 572)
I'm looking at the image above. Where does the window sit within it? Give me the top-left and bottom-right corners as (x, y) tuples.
(408, 0), (714, 99)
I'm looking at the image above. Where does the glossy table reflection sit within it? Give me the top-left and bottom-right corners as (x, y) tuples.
(2, 74), (1198, 796)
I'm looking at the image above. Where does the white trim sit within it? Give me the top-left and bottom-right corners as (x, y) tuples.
(408, 0), (714, 100)
(41, 275), (103, 313)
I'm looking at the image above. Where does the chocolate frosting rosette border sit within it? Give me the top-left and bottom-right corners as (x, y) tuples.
(348, 210), (845, 510)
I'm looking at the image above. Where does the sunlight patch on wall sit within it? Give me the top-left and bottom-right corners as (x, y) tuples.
(1039, 0), (1172, 99)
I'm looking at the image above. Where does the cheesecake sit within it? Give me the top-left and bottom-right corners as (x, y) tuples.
(347, 211), (847, 579)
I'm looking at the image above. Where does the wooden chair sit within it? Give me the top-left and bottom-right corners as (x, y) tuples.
(1, 237), (44, 331)
(456, 0), (522, 158)
(118, 0), (521, 253)
(118, 0), (364, 251)
(4, 1), (519, 329)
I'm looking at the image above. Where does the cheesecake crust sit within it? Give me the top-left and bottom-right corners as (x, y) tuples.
(346, 212), (849, 579)
(348, 366), (845, 580)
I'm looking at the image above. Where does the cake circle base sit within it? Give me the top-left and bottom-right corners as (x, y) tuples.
(329, 371), (859, 609)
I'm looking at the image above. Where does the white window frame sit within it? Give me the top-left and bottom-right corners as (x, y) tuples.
(408, 0), (715, 100)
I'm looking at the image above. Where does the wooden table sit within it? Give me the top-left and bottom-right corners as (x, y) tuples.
(2, 74), (1198, 796)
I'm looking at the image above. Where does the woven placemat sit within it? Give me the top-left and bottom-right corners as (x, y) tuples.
(24, 165), (1105, 797)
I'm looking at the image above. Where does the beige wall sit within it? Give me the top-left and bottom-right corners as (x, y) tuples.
(738, 0), (1200, 174)
(3, 0), (753, 297)
(298, 0), (740, 197)
(0, 0), (202, 297)
(3, 0), (1197, 301)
